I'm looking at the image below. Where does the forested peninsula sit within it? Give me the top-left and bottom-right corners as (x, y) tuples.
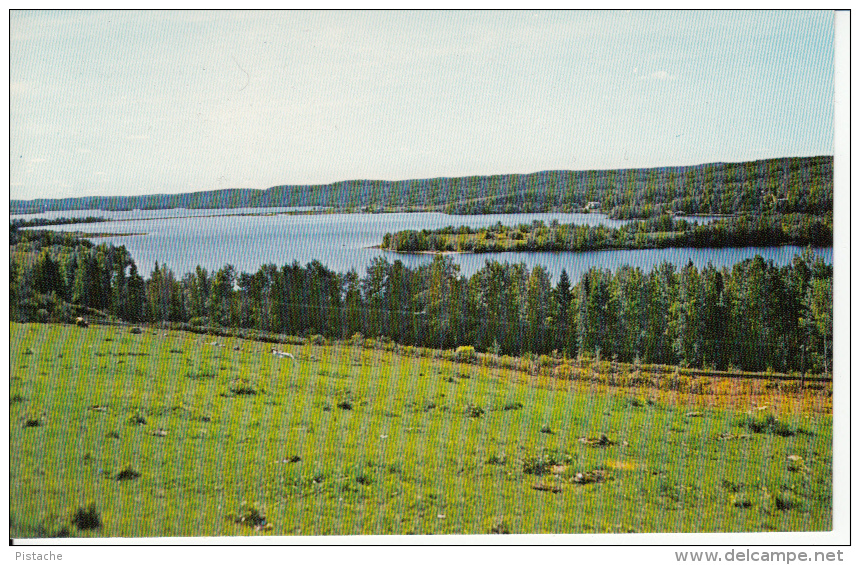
(11, 155), (832, 219)
(381, 213), (832, 254)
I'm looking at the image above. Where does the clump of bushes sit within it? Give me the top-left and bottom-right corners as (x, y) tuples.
(337, 400), (353, 410)
(72, 504), (101, 530)
(627, 397), (645, 408)
(554, 364), (577, 380)
(228, 378), (258, 396)
(127, 412), (147, 426)
(522, 452), (567, 476)
(22, 415), (42, 428)
(465, 404), (485, 418)
(232, 502), (271, 531)
(741, 414), (797, 437)
(115, 465), (141, 481)
(454, 345), (477, 362)
(773, 491), (802, 511)
(503, 401), (523, 411)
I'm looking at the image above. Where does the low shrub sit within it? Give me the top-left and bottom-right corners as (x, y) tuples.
(127, 412), (147, 426)
(186, 367), (216, 380)
(72, 504), (101, 530)
(741, 414), (796, 437)
(454, 345), (477, 362)
(522, 452), (567, 476)
(228, 379), (258, 396)
(232, 502), (270, 531)
(773, 491), (802, 511)
(115, 465), (141, 481)
(22, 416), (42, 428)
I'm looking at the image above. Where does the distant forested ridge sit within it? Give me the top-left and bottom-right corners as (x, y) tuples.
(11, 155), (832, 219)
(11, 228), (832, 374)
(382, 213), (833, 253)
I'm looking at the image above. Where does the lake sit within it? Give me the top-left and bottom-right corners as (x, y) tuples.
(26, 209), (832, 282)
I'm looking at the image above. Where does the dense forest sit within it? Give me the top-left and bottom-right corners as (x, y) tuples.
(11, 228), (832, 375)
(10, 216), (108, 229)
(382, 213), (833, 253)
(11, 155), (832, 219)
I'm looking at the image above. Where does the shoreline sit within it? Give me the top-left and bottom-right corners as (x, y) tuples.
(374, 242), (834, 256)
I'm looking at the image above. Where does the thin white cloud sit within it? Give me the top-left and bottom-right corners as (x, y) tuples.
(77, 148), (91, 154)
(30, 158), (46, 163)
(648, 70), (677, 81)
(126, 135), (149, 140)
(94, 171), (106, 175)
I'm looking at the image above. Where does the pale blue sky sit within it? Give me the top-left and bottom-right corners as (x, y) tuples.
(10, 10), (834, 201)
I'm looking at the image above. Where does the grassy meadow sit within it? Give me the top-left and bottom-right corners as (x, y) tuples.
(9, 322), (832, 537)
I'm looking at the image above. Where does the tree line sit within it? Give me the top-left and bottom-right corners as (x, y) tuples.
(382, 213), (833, 253)
(10, 216), (108, 230)
(11, 228), (832, 375)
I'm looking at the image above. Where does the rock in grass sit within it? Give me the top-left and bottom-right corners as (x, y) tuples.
(572, 470), (607, 485)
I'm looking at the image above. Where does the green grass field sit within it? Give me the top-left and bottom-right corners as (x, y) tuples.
(9, 322), (832, 537)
